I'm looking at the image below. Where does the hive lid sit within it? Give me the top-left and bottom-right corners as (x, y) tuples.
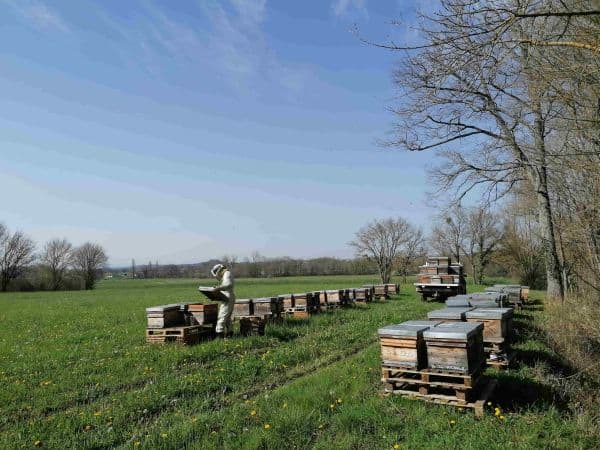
(423, 321), (483, 340)
(466, 308), (513, 319)
(378, 321), (440, 337)
(293, 293), (309, 297)
(253, 297), (277, 303)
(469, 300), (500, 308)
(326, 289), (343, 294)
(446, 295), (471, 307)
(146, 304), (182, 313)
(235, 299), (252, 304)
(427, 307), (473, 320)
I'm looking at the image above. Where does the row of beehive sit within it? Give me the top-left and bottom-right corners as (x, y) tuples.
(231, 283), (400, 319)
(145, 282), (401, 343)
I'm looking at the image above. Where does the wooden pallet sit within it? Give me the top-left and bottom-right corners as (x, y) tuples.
(146, 325), (214, 345)
(382, 365), (483, 401)
(384, 378), (497, 418)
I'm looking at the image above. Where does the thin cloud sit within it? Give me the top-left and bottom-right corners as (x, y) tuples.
(6, 0), (70, 32)
(332, 0), (368, 18)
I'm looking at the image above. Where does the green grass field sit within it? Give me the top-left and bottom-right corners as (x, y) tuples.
(0, 276), (596, 449)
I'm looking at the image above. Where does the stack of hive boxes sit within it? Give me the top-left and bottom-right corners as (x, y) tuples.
(145, 303), (217, 344)
(414, 256), (466, 301)
(440, 292), (515, 364)
(231, 297), (284, 335)
(379, 319), (486, 402)
(484, 285), (526, 309)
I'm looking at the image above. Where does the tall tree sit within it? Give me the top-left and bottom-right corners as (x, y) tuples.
(429, 209), (467, 264)
(41, 238), (73, 290)
(72, 242), (108, 290)
(0, 224), (36, 292)
(379, 0), (599, 299)
(349, 217), (413, 283)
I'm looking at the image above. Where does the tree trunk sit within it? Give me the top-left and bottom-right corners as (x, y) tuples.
(533, 172), (564, 301)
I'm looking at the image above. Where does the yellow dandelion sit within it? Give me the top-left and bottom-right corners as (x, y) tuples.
(161, 432), (168, 438)
(93, 411), (102, 416)
(191, 417), (198, 423)
(84, 425), (93, 431)
(34, 441), (43, 447)
(487, 401), (492, 406)
(450, 420), (456, 425)
(394, 444), (401, 449)
(494, 410), (501, 417)
(337, 398), (343, 404)
(318, 424), (323, 429)
(499, 415), (505, 420)
(250, 410), (257, 416)
(211, 431), (217, 435)
(264, 424), (271, 430)
(330, 403), (335, 409)
(134, 442), (141, 447)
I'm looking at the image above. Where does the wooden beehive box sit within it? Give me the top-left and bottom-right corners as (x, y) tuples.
(521, 286), (530, 301)
(445, 295), (471, 307)
(315, 291), (327, 306)
(186, 303), (218, 325)
(280, 294), (295, 310)
(233, 299), (253, 317)
(384, 283), (400, 295)
(374, 284), (388, 298)
(354, 287), (372, 302)
(427, 256), (451, 266)
(252, 297), (281, 316)
(146, 304), (184, 328)
(423, 322), (485, 374)
(326, 289), (344, 305)
(427, 307), (473, 322)
(465, 308), (513, 343)
(292, 293), (314, 309)
(378, 321), (442, 369)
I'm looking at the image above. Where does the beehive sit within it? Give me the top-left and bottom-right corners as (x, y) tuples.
(292, 292), (316, 309)
(385, 283), (400, 295)
(232, 299), (253, 317)
(373, 284), (388, 299)
(378, 320), (442, 369)
(146, 304), (183, 328)
(354, 287), (372, 302)
(445, 295), (471, 307)
(326, 289), (344, 305)
(423, 322), (485, 374)
(280, 294), (295, 310)
(185, 303), (218, 325)
(252, 297), (282, 316)
(465, 308), (513, 343)
(427, 307), (473, 322)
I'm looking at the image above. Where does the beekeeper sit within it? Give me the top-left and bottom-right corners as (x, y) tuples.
(210, 263), (235, 338)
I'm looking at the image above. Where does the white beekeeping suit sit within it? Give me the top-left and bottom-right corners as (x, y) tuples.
(211, 264), (235, 337)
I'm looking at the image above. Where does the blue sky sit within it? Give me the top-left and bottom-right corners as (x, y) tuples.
(0, 0), (438, 266)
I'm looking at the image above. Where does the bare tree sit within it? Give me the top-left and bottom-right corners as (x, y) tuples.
(429, 209), (468, 264)
(349, 217), (412, 283)
(0, 225), (36, 291)
(397, 226), (426, 283)
(41, 238), (73, 290)
(377, 0), (599, 300)
(464, 207), (503, 285)
(72, 242), (108, 290)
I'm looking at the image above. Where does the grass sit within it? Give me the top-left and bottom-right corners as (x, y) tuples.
(0, 275), (597, 449)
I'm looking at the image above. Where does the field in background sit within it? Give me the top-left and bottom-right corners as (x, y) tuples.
(0, 276), (596, 449)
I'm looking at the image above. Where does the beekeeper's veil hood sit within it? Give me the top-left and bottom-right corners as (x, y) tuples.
(211, 263), (225, 277)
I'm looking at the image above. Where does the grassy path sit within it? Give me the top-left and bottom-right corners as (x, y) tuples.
(0, 276), (596, 449)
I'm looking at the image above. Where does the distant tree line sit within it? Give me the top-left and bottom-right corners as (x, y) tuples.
(0, 222), (107, 292)
(109, 255), (382, 280)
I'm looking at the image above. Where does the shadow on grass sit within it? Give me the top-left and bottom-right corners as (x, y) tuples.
(490, 371), (569, 412)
